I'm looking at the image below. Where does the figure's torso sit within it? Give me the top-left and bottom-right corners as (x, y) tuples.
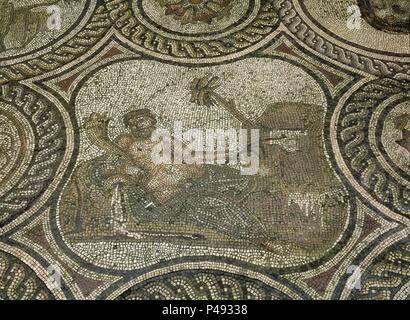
(117, 134), (205, 203)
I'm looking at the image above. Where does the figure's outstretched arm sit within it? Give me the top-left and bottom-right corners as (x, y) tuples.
(82, 113), (133, 162)
(83, 113), (146, 185)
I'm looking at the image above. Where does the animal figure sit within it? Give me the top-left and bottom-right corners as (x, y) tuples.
(0, 0), (80, 52)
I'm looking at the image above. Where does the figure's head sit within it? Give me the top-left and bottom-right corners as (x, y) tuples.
(123, 109), (157, 138)
(358, 0), (410, 34)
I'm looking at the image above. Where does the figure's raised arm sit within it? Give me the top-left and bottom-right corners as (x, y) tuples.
(82, 113), (134, 163)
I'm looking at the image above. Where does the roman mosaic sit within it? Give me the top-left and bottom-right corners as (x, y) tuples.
(0, 0), (409, 300)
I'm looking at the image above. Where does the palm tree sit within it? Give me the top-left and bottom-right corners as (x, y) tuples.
(190, 75), (254, 128)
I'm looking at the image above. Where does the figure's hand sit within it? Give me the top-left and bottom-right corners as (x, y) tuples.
(83, 112), (110, 130)
(124, 165), (145, 179)
(101, 162), (135, 190)
(100, 162), (145, 187)
(83, 112), (111, 143)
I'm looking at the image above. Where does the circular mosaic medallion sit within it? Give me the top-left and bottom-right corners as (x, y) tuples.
(115, 270), (300, 300)
(349, 240), (410, 300)
(297, 0), (410, 55)
(274, 0), (410, 78)
(0, 103), (34, 196)
(335, 78), (410, 217)
(0, 83), (71, 229)
(0, 249), (54, 300)
(380, 101), (410, 178)
(138, 0), (253, 36)
(104, 0), (280, 61)
(0, 0), (93, 64)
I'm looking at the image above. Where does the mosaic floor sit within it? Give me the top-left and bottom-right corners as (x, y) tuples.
(0, 0), (409, 300)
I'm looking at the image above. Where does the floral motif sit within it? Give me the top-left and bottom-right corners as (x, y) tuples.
(156, 0), (234, 25)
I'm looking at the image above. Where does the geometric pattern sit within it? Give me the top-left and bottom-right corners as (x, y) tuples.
(0, 0), (409, 300)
